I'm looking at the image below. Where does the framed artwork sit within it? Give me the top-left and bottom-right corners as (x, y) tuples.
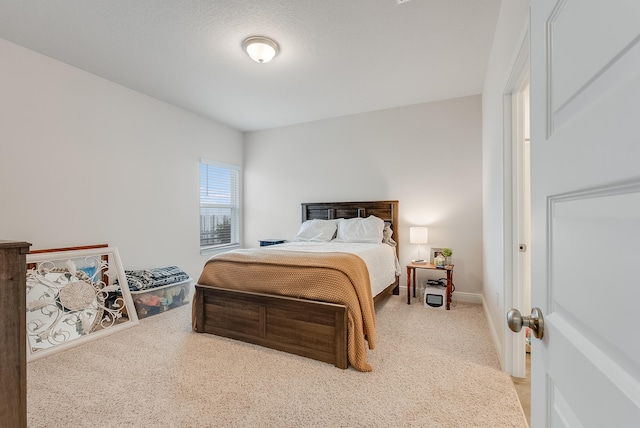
(25, 246), (138, 361)
(430, 247), (443, 264)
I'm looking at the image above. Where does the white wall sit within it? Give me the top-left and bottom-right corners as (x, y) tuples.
(481, 1), (530, 364)
(0, 38), (243, 279)
(243, 96), (484, 296)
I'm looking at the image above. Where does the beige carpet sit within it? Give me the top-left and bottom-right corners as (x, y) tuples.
(27, 295), (527, 427)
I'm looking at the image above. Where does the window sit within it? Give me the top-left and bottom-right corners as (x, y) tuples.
(199, 159), (240, 251)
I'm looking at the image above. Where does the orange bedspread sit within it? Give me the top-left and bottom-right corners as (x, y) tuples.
(193, 249), (377, 372)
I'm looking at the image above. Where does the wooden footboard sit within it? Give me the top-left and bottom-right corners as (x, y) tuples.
(194, 285), (349, 369)
(193, 277), (398, 370)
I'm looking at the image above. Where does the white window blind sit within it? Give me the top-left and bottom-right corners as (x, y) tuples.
(199, 160), (240, 250)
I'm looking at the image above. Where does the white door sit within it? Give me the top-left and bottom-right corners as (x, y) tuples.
(529, 1), (640, 427)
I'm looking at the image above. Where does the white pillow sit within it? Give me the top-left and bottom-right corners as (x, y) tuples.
(293, 219), (337, 242)
(335, 216), (384, 244)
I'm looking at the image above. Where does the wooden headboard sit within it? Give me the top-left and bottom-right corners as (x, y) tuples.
(301, 200), (399, 258)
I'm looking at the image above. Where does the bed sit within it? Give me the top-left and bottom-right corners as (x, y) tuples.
(192, 200), (400, 372)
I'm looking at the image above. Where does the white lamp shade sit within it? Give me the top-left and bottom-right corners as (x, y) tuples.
(409, 227), (429, 244)
(243, 36), (279, 63)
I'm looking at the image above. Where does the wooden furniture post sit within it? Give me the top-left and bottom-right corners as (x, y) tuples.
(0, 240), (31, 427)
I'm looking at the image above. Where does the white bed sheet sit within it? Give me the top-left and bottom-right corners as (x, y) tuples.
(264, 241), (400, 297)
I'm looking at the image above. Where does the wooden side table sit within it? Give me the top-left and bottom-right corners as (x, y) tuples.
(406, 262), (454, 309)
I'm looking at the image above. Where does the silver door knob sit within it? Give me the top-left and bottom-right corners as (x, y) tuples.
(507, 307), (544, 339)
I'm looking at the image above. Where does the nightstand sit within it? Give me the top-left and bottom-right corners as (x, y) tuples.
(406, 262), (454, 309)
(259, 239), (286, 247)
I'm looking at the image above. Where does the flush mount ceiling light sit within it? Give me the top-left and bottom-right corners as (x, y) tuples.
(242, 36), (279, 63)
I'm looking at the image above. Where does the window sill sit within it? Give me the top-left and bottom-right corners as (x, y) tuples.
(200, 244), (240, 257)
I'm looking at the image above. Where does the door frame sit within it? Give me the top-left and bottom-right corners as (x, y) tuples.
(502, 30), (530, 378)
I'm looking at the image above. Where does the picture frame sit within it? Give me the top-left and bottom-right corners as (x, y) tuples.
(25, 246), (138, 361)
(430, 247), (443, 264)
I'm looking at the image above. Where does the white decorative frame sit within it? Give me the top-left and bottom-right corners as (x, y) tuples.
(26, 247), (138, 361)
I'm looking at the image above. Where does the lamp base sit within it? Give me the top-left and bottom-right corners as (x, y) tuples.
(411, 259), (427, 264)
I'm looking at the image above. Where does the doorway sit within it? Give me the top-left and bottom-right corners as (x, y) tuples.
(511, 79), (531, 425)
(501, 30), (530, 424)
(513, 79), (531, 354)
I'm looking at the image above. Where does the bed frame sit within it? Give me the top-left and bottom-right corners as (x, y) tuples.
(194, 200), (399, 369)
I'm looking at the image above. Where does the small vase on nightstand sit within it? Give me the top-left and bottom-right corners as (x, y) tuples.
(441, 248), (453, 267)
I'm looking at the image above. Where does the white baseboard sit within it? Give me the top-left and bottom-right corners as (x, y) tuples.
(401, 288), (483, 305)
(481, 294), (504, 369)
(451, 291), (482, 304)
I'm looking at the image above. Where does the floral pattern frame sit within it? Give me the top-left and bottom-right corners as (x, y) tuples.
(26, 247), (138, 361)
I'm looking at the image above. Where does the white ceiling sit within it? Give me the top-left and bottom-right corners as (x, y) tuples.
(0, 0), (502, 132)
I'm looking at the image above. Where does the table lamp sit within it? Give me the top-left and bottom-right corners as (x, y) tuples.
(410, 227), (429, 263)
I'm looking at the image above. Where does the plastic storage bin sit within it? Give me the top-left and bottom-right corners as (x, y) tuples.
(129, 278), (192, 319)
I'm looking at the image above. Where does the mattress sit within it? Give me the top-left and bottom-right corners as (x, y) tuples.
(262, 241), (400, 296)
